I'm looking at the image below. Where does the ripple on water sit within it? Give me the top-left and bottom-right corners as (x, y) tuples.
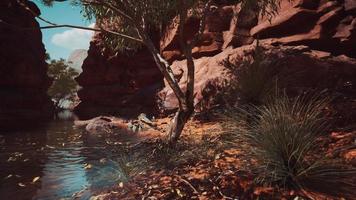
(0, 119), (127, 200)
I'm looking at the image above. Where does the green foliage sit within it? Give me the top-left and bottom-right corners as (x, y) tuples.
(81, 0), (203, 53)
(47, 58), (79, 109)
(223, 93), (356, 198)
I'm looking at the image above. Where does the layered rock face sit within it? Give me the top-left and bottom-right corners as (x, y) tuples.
(158, 0), (356, 113)
(251, 0), (356, 58)
(75, 33), (163, 119)
(77, 0), (355, 118)
(0, 0), (53, 130)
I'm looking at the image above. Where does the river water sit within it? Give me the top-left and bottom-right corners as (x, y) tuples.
(0, 112), (130, 200)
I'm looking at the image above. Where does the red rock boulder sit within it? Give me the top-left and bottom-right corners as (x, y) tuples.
(158, 42), (356, 123)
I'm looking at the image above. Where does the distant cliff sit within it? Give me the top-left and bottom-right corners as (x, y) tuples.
(0, 0), (54, 130)
(67, 49), (88, 73)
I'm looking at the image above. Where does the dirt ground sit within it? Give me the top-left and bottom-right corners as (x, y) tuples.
(88, 115), (356, 200)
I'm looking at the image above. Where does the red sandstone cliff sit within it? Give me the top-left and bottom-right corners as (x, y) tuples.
(0, 0), (54, 130)
(75, 0), (356, 118)
(159, 0), (356, 112)
(74, 32), (163, 119)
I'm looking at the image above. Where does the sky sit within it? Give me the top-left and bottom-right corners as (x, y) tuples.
(34, 0), (95, 60)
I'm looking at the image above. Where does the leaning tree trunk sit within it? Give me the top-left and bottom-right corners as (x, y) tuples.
(166, 45), (195, 145)
(140, 32), (192, 145)
(167, 108), (193, 145)
(137, 5), (200, 145)
(165, 1), (205, 145)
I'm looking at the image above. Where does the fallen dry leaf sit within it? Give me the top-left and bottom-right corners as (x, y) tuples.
(119, 182), (124, 188)
(18, 183), (26, 187)
(4, 174), (13, 180)
(84, 163), (92, 170)
(32, 176), (40, 183)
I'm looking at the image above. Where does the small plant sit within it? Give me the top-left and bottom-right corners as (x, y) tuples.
(223, 93), (356, 198)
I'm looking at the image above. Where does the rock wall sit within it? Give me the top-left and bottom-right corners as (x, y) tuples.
(158, 0), (356, 112)
(251, 0), (356, 58)
(76, 0), (356, 118)
(161, 0), (356, 60)
(161, 43), (356, 124)
(74, 33), (163, 119)
(0, 0), (53, 130)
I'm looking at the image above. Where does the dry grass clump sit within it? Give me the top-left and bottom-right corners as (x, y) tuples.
(223, 93), (356, 199)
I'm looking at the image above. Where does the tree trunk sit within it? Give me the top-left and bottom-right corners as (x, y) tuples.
(139, 33), (188, 111)
(165, 3), (198, 145)
(166, 50), (195, 145)
(166, 48), (195, 145)
(167, 107), (193, 145)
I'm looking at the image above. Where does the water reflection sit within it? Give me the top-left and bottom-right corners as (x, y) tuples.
(0, 128), (47, 200)
(0, 112), (127, 200)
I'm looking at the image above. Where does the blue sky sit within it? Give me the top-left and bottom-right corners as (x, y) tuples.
(34, 0), (94, 60)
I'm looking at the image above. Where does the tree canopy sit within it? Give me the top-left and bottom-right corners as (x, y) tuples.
(47, 58), (79, 111)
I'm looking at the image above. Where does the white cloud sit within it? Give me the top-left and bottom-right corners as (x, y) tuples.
(51, 23), (95, 50)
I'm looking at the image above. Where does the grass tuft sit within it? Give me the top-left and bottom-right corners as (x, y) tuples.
(223, 93), (356, 199)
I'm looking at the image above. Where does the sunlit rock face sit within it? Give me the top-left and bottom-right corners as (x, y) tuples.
(76, 0), (356, 117)
(67, 49), (88, 73)
(0, 0), (54, 130)
(158, 0), (356, 113)
(251, 0), (356, 58)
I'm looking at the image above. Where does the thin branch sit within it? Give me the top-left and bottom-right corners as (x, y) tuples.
(208, 178), (237, 200)
(191, 0), (213, 47)
(0, 19), (143, 43)
(13, 0), (143, 43)
(178, 176), (199, 194)
(178, 1), (195, 106)
(140, 33), (187, 110)
(41, 24), (143, 43)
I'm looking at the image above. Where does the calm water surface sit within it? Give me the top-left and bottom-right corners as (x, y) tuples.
(0, 112), (129, 200)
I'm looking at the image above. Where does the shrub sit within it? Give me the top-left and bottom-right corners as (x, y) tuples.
(223, 93), (356, 198)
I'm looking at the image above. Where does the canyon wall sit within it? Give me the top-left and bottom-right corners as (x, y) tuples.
(74, 32), (163, 119)
(76, 0), (356, 118)
(159, 0), (356, 112)
(0, 0), (53, 130)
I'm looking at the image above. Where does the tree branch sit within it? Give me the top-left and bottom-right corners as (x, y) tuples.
(178, 1), (193, 103)
(191, 0), (213, 47)
(41, 24), (143, 43)
(0, 19), (143, 43)
(13, 0), (143, 43)
(141, 33), (188, 110)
